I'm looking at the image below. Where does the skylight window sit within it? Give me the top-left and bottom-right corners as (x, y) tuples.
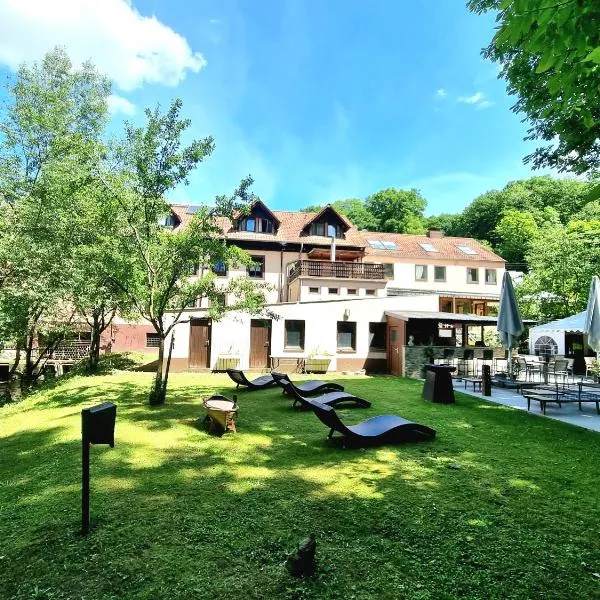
(457, 244), (478, 255)
(187, 206), (202, 214)
(368, 240), (397, 250)
(419, 242), (439, 253)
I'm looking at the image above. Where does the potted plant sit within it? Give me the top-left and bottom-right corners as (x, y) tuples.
(305, 347), (333, 374)
(588, 358), (600, 383)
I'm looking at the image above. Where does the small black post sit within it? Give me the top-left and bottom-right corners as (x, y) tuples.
(82, 430), (90, 535)
(483, 365), (492, 396)
(80, 402), (116, 536)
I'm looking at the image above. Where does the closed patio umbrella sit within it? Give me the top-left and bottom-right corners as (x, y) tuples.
(584, 276), (600, 354)
(497, 271), (524, 378)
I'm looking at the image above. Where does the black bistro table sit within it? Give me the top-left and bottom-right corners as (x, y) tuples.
(423, 364), (456, 404)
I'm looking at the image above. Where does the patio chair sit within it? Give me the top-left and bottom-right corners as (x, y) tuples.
(279, 380), (370, 410)
(305, 398), (436, 447)
(584, 357), (596, 378)
(457, 349), (475, 376)
(226, 369), (277, 391)
(271, 372), (344, 396)
(552, 358), (569, 384)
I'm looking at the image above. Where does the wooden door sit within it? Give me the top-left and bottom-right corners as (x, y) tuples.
(388, 326), (401, 375)
(250, 319), (271, 368)
(189, 319), (211, 368)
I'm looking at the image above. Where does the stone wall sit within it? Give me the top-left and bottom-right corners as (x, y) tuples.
(402, 346), (505, 379)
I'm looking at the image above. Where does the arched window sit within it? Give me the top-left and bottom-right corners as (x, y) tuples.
(534, 335), (558, 359)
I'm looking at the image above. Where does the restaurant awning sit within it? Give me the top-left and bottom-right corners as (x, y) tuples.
(385, 310), (535, 325)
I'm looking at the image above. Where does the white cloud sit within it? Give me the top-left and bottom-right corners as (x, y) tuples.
(107, 94), (136, 116)
(458, 92), (485, 104)
(0, 0), (206, 90)
(435, 88), (447, 98)
(458, 91), (493, 109)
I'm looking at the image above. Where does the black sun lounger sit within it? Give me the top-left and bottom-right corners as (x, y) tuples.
(306, 399), (436, 446)
(226, 369), (277, 391)
(280, 380), (370, 409)
(271, 371), (344, 396)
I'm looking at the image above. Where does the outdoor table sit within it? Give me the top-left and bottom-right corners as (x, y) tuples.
(423, 364), (456, 404)
(463, 377), (482, 392)
(203, 395), (238, 433)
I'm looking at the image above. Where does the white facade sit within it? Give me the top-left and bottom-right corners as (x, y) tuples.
(383, 259), (503, 296)
(167, 294), (439, 371)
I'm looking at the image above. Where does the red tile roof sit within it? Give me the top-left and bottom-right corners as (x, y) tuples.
(170, 204), (505, 263)
(361, 232), (504, 263)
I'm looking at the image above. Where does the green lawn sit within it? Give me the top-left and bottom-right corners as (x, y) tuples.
(1, 371), (600, 600)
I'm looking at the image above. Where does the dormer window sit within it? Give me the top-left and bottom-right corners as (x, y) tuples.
(309, 221), (343, 238)
(238, 217), (274, 233)
(303, 205), (349, 239)
(158, 213), (179, 228)
(234, 200), (279, 234)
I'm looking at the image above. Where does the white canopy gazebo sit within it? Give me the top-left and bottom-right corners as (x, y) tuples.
(528, 311), (588, 357)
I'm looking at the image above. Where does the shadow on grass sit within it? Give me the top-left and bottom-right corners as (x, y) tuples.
(2, 372), (600, 599)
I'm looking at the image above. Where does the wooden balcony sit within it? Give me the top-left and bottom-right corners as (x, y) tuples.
(288, 260), (386, 281)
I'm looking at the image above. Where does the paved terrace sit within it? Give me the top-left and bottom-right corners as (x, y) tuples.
(454, 380), (600, 433)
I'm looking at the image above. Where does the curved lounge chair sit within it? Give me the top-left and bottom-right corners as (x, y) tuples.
(280, 380), (370, 409)
(306, 398), (436, 446)
(226, 369), (277, 391)
(271, 371), (344, 396)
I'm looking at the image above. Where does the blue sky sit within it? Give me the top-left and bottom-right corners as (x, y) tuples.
(0, 0), (554, 215)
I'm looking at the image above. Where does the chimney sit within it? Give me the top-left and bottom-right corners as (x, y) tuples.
(427, 228), (444, 239)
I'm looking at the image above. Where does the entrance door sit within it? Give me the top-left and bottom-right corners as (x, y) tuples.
(389, 326), (401, 376)
(250, 319), (271, 369)
(189, 319), (211, 368)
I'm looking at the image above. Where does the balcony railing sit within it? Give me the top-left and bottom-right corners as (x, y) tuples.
(288, 260), (385, 282)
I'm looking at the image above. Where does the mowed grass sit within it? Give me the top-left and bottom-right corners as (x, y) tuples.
(1, 371), (600, 600)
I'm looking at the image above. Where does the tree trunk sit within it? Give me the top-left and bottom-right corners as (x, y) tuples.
(88, 313), (102, 372)
(9, 339), (22, 378)
(149, 334), (166, 405)
(162, 334), (175, 395)
(22, 330), (37, 387)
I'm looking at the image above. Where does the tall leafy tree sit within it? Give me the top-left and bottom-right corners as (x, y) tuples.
(468, 0), (600, 176)
(108, 100), (269, 405)
(494, 209), (539, 267)
(518, 220), (600, 321)
(365, 188), (427, 233)
(0, 47), (110, 383)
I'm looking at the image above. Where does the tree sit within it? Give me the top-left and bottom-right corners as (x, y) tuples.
(109, 100), (270, 405)
(468, 0), (600, 176)
(494, 209), (539, 267)
(450, 190), (506, 246)
(365, 188), (427, 233)
(448, 176), (592, 250)
(0, 47), (111, 383)
(424, 213), (460, 235)
(517, 220), (600, 321)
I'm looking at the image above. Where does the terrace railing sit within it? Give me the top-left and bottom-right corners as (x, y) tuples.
(288, 260), (385, 282)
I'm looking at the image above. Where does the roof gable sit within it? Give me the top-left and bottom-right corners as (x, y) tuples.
(301, 204), (351, 235)
(236, 199), (281, 228)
